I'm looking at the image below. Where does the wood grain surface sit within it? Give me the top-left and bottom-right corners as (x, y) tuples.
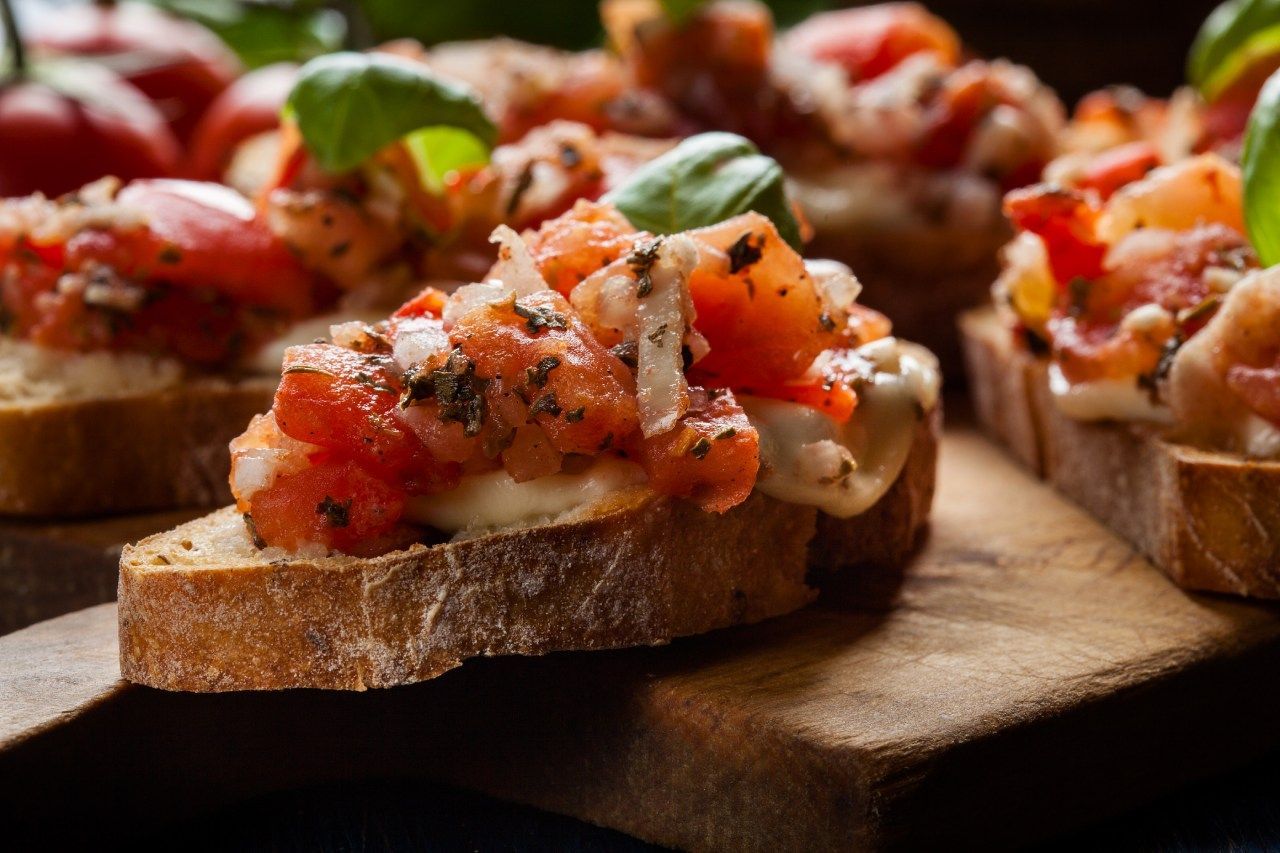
(2, 428), (1279, 850)
(0, 509), (202, 635)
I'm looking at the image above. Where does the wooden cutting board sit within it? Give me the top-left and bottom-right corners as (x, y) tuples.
(3, 428), (1279, 850)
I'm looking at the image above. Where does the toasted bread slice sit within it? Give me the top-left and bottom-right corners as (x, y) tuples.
(960, 307), (1280, 598)
(118, 412), (937, 692)
(0, 376), (276, 518)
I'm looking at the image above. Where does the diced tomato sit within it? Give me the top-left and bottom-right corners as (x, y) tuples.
(686, 213), (841, 386)
(69, 179), (317, 317)
(522, 200), (641, 296)
(1004, 186), (1107, 284)
(451, 290), (639, 456)
(248, 458), (409, 557)
(393, 286), (448, 319)
(1048, 224), (1255, 384)
(842, 303), (893, 348)
(273, 343), (460, 494)
(785, 3), (960, 82)
(744, 375), (859, 423)
(634, 388), (759, 513)
(1076, 142), (1160, 200)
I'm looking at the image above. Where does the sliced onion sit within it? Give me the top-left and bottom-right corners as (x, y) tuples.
(443, 280), (510, 330)
(806, 258), (862, 326)
(489, 224), (551, 296)
(636, 235), (698, 437)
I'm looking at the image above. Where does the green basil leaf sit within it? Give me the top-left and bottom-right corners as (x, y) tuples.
(403, 126), (491, 193)
(146, 0), (345, 69)
(1190, 0), (1280, 100)
(286, 52), (497, 175)
(1242, 67), (1280, 263)
(606, 132), (803, 250)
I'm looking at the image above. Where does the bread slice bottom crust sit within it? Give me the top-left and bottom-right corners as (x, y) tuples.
(0, 376), (277, 517)
(961, 307), (1280, 598)
(119, 413), (938, 692)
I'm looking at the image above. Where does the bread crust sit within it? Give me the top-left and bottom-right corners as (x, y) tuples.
(0, 376), (275, 518)
(961, 307), (1280, 598)
(119, 415), (938, 692)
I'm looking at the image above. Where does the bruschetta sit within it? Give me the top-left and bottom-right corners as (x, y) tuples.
(597, 0), (1065, 367)
(961, 149), (1280, 597)
(119, 193), (941, 691)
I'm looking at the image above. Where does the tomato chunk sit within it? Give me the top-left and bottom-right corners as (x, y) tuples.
(1076, 141), (1160, 200)
(450, 290), (639, 456)
(274, 343), (459, 493)
(635, 388), (759, 513)
(1004, 186), (1107, 284)
(785, 3), (960, 82)
(523, 200), (641, 297)
(73, 179), (317, 317)
(248, 458), (408, 557)
(687, 213), (841, 386)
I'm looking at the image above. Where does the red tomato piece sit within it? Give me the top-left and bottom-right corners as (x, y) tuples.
(785, 3), (960, 82)
(0, 75), (179, 198)
(1076, 141), (1160, 200)
(523, 200), (641, 297)
(393, 286), (448, 319)
(451, 290), (639, 456)
(274, 343), (459, 494)
(186, 63), (297, 181)
(634, 388), (759, 513)
(31, 0), (241, 142)
(687, 213), (841, 386)
(743, 375), (859, 423)
(70, 179), (317, 318)
(1004, 186), (1107, 284)
(248, 457), (409, 557)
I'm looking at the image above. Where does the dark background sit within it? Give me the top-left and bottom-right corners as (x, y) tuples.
(355, 0), (1219, 105)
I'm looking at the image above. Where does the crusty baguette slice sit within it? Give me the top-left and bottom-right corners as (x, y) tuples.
(119, 413), (938, 692)
(960, 307), (1280, 598)
(0, 376), (276, 517)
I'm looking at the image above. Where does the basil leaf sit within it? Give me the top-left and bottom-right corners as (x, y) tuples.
(1190, 0), (1280, 100)
(606, 132), (803, 250)
(146, 0), (345, 69)
(1242, 67), (1280, 263)
(286, 52), (497, 175)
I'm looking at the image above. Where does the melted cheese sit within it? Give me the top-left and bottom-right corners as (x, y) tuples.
(1047, 364), (1173, 424)
(404, 338), (939, 533)
(404, 458), (647, 536)
(743, 339), (940, 519)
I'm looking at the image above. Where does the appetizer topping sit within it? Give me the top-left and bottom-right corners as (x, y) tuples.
(999, 141), (1278, 455)
(0, 178), (320, 366)
(231, 204), (937, 555)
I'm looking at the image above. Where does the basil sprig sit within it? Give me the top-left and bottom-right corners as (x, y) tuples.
(1242, 67), (1280, 264)
(1190, 0), (1280, 100)
(285, 52), (497, 175)
(606, 132), (803, 250)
